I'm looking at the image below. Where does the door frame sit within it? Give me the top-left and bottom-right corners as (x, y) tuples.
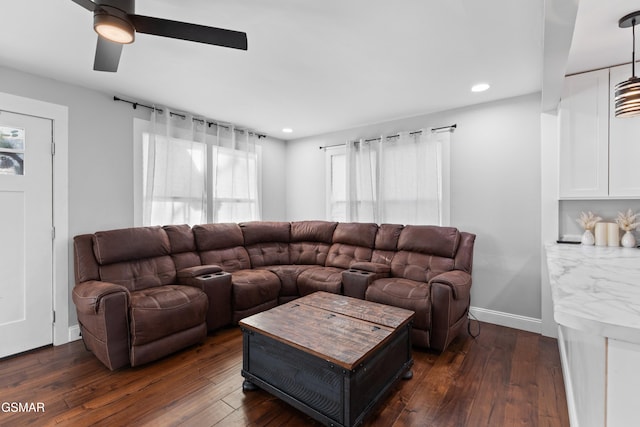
(0, 91), (69, 346)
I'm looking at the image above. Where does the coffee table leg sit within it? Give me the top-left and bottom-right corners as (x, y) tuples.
(242, 379), (259, 392)
(402, 369), (413, 380)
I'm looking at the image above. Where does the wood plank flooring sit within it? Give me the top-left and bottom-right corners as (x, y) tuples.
(0, 322), (569, 426)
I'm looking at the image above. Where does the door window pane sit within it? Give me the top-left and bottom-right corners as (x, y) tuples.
(0, 126), (25, 175)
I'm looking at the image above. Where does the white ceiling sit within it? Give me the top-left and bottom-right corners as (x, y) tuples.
(0, 0), (638, 139)
(567, 0), (639, 75)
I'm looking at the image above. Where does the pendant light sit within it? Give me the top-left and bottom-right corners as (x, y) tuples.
(615, 11), (640, 118)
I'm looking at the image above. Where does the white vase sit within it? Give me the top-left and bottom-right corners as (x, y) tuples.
(581, 229), (595, 245)
(621, 230), (636, 248)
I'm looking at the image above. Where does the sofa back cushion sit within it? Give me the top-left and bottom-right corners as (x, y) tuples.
(93, 226), (170, 264)
(91, 226), (176, 291)
(325, 222), (377, 269)
(289, 221), (337, 265)
(290, 220), (337, 243)
(193, 223), (251, 272)
(241, 221), (291, 245)
(390, 225), (460, 282)
(163, 224), (201, 270)
(99, 257), (177, 292)
(454, 232), (476, 274)
(241, 221), (291, 267)
(397, 225), (460, 258)
(74, 234), (100, 283)
(371, 223), (403, 265)
(390, 251), (455, 282)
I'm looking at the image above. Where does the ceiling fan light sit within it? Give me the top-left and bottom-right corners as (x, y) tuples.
(94, 13), (134, 44)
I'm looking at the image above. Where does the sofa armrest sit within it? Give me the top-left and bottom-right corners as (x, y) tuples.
(429, 270), (472, 300)
(176, 268), (232, 331)
(349, 262), (391, 275)
(71, 281), (131, 370)
(72, 281), (130, 314)
(176, 264), (223, 280)
(176, 265), (226, 290)
(342, 266), (389, 300)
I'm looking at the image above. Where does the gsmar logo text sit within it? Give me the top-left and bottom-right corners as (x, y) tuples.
(1, 402), (45, 413)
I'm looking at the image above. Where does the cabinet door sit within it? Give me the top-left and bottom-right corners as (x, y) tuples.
(559, 69), (609, 198)
(609, 63), (640, 197)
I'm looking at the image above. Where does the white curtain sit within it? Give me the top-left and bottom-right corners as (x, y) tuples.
(143, 108), (207, 226)
(142, 107), (260, 226)
(346, 129), (444, 225)
(210, 124), (261, 223)
(346, 137), (380, 222)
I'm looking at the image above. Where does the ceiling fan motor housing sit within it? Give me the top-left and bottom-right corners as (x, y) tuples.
(95, 0), (134, 14)
(93, 2), (135, 44)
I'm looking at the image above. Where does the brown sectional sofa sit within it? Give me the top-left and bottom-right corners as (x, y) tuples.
(73, 221), (475, 370)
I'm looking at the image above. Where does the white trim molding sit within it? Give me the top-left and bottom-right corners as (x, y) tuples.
(0, 91), (69, 347)
(469, 306), (542, 334)
(68, 324), (82, 342)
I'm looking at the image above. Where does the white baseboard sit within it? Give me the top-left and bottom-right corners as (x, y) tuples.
(469, 306), (541, 334)
(68, 324), (82, 342)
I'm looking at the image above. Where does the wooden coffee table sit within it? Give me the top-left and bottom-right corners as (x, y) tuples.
(239, 291), (414, 427)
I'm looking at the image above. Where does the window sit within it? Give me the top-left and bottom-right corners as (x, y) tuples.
(325, 146), (346, 221)
(325, 129), (450, 226)
(134, 117), (261, 226)
(209, 144), (260, 223)
(141, 133), (207, 225)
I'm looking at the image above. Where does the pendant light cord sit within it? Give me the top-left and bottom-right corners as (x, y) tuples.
(633, 17), (636, 78)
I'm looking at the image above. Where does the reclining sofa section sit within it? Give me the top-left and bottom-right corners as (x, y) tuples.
(73, 221), (475, 370)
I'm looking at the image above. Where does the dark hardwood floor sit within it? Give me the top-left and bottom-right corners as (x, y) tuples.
(0, 322), (569, 426)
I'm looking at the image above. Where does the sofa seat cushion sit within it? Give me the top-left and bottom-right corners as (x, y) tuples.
(297, 266), (344, 296)
(260, 265), (317, 298)
(365, 278), (431, 332)
(231, 269), (281, 312)
(130, 285), (208, 346)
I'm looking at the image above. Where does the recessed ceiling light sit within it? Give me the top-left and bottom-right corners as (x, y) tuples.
(282, 128), (293, 133)
(471, 83), (490, 93)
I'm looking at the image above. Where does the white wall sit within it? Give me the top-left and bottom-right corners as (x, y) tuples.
(0, 62), (542, 332)
(286, 93), (543, 322)
(0, 65), (287, 328)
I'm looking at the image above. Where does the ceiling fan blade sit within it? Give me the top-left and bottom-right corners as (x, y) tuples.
(130, 15), (248, 51)
(93, 36), (123, 72)
(71, 0), (97, 12)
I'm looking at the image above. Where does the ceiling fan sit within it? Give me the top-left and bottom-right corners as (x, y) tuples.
(71, 0), (248, 72)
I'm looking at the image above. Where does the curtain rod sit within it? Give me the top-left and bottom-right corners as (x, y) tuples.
(318, 124), (456, 150)
(113, 96), (267, 139)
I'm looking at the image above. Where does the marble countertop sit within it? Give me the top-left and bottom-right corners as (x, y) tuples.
(545, 243), (640, 343)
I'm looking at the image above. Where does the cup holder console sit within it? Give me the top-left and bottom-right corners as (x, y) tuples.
(197, 271), (230, 280)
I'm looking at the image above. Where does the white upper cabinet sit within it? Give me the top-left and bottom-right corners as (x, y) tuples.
(559, 69), (609, 198)
(609, 63), (640, 197)
(559, 65), (640, 199)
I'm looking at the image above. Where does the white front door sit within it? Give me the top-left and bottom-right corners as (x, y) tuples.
(0, 110), (53, 358)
